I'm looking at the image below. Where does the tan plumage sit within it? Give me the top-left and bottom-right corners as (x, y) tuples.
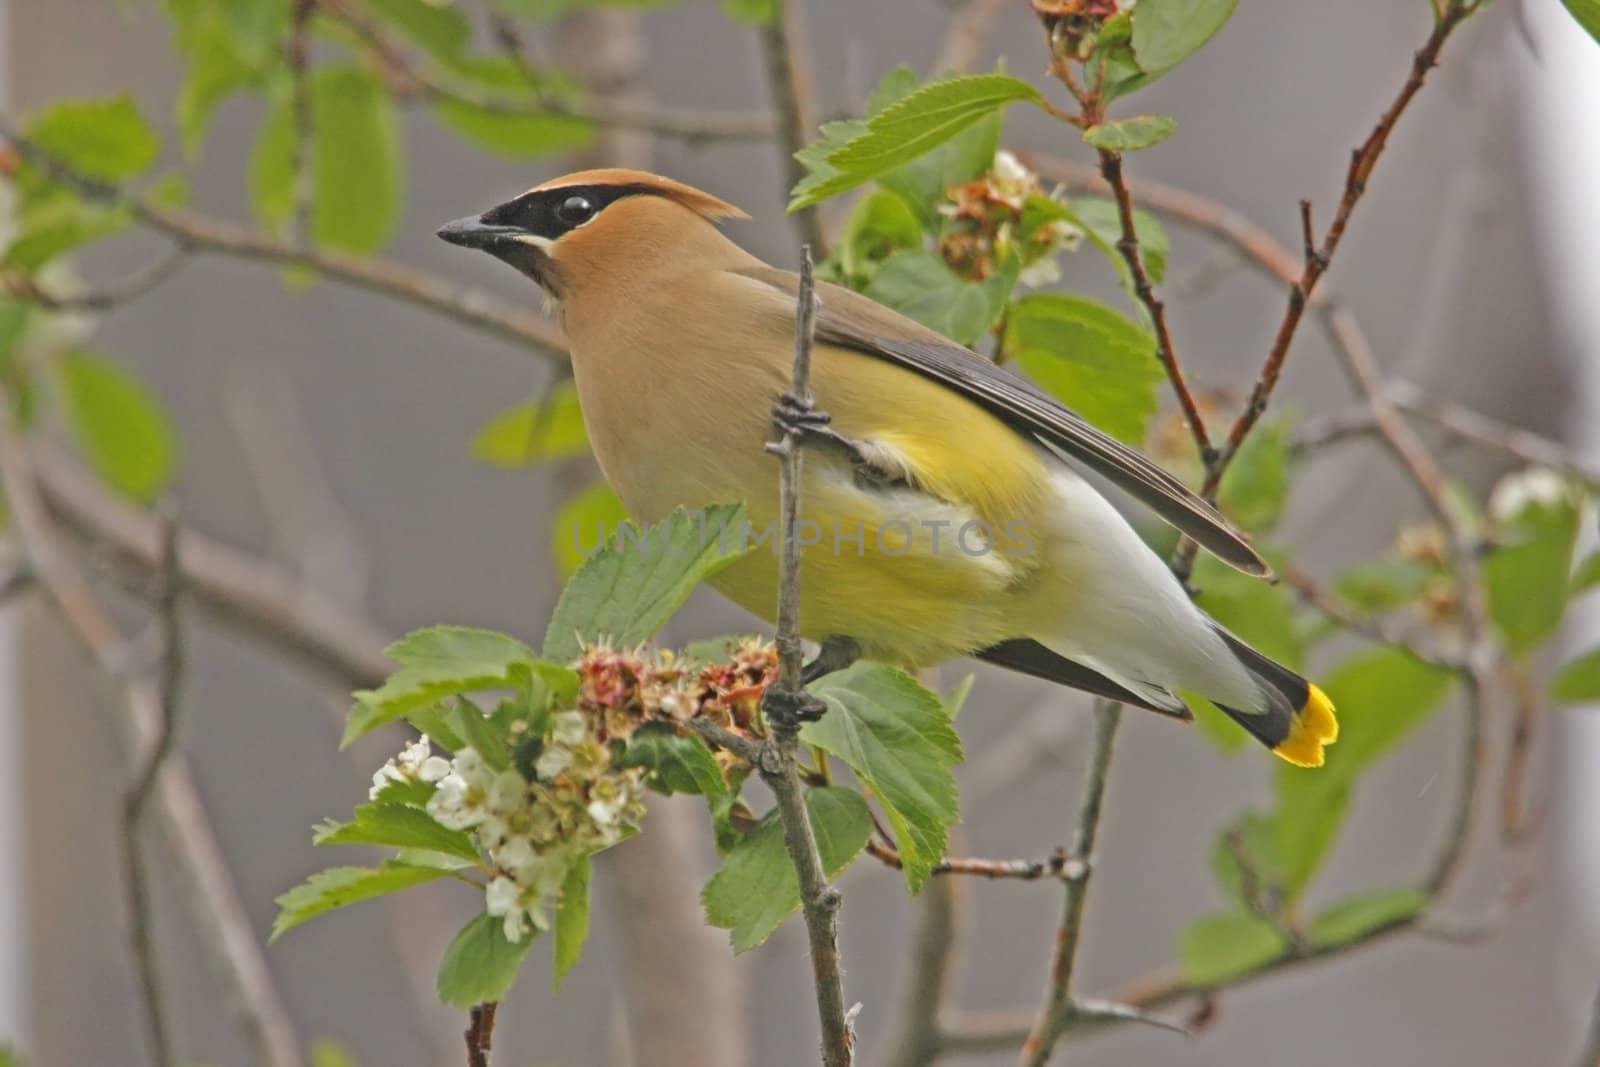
(438, 170), (1337, 766)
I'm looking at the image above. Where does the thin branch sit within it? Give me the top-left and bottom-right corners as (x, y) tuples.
(753, 247), (852, 1066)
(1500, 660), (1542, 845)
(1018, 699), (1120, 1067)
(0, 411), (305, 1067)
(760, 0), (827, 254)
(930, 0), (1009, 76)
(465, 1001), (497, 1067)
(1281, 564), (1460, 671)
(1097, 149), (1213, 462)
(120, 509), (182, 1067)
(1390, 381), (1600, 485)
(865, 837), (1085, 883)
(288, 0), (316, 245)
(33, 442), (392, 687)
(0, 119), (566, 359)
(327, 0), (775, 141)
(1, 250), (186, 311)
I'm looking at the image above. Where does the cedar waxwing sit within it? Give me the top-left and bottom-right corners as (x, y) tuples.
(438, 169), (1337, 766)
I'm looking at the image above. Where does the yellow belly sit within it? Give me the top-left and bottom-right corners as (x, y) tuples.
(571, 321), (1058, 664)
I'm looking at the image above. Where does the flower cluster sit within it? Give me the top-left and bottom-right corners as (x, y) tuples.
(938, 150), (1082, 288)
(370, 637), (780, 944)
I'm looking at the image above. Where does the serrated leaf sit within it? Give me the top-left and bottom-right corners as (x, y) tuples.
(312, 67), (402, 253)
(271, 863), (447, 941)
(433, 58), (595, 158)
(1484, 489), (1580, 655)
(436, 912), (537, 1008)
(1083, 115), (1176, 152)
(1130, 0), (1240, 75)
(1179, 911), (1287, 986)
(1219, 423), (1291, 533)
(175, 19), (258, 158)
(1553, 647), (1600, 706)
(29, 96), (160, 182)
(553, 855), (591, 989)
(1004, 293), (1162, 445)
(470, 382), (590, 467)
(615, 722), (728, 796)
(543, 503), (750, 662)
(789, 74), (1043, 210)
(56, 351), (178, 504)
(314, 802), (483, 865)
(553, 480), (630, 579)
(448, 697), (514, 771)
(1306, 887), (1426, 949)
(802, 664), (962, 891)
(701, 786), (872, 952)
(344, 626), (544, 747)
(864, 249), (1018, 347)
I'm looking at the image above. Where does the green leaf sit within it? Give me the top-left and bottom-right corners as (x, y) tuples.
(470, 382), (590, 467)
(175, 19), (258, 158)
(432, 58), (595, 158)
(1067, 197), (1169, 286)
(701, 786), (873, 952)
(552, 480), (630, 580)
(217, 0), (290, 63)
(553, 855), (591, 989)
(3, 196), (132, 271)
(1210, 811), (1283, 914)
(448, 698), (514, 771)
(368, 0), (472, 59)
(314, 802), (482, 865)
(309, 1039), (360, 1067)
(29, 96), (160, 182)
(271, 863), (447, 941)
(1083, 115), (1177, 152)
(1272, 648), (1453, 896)
(543, 503), (751, 662)
(1178, 912), (1287, 986)
(721, 0), (776, 23)
(1559, 0), (1600, 46)
(1333, 558), (1436, 614)
(615, 722), (728, 796)
(1130, 0), (1240, 75)
(1306, 887), (1426, 949)
(56, 351), (178, 504)
(1218, 423), (1291, 533)
(0, 299), (32, 368)
(802, 664), (962, 891)
(1484, 486), (1580, 655)
(344, 626), (544, 747)
(311, 67), (402, 253)
(944, 674), (976, 719)
(831, 188), (923, 285)
(436, 912), (537, 1008)
(864, 249), (1018, 347)
(789, 74), (1043, 210)
(1552, 647), (1600, 706)
(1004, 293), (1162, 445)
(489, 0), (683, 15)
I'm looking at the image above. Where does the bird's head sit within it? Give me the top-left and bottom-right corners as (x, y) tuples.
(436, 169), (747, 300)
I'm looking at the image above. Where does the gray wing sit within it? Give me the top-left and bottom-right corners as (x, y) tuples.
(733, 265), (1270, 577)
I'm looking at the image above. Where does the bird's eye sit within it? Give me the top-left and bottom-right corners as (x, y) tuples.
(555, 195), (596, 227)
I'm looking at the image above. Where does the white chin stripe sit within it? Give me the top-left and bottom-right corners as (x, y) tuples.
(509, 233), (556, 251)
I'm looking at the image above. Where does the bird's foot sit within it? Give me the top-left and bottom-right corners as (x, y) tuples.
(762, 684), (829, 732)
(771, 394), (902, 489)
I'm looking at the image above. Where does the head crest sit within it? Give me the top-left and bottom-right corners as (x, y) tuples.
(528, 169), (748, 222)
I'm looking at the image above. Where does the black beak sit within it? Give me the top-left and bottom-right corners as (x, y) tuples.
(436, 215), (521, 251)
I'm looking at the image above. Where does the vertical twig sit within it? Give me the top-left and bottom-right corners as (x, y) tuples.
(287, 0), (316, 246)
(1019, 700), (1122, 1066)
(758, 248), (853, 1067)
(760, 0), (827, 255)
(0, 412), (307, 1067)
(465, 1001), (497, 1067)
(120, 510), (184, 1067)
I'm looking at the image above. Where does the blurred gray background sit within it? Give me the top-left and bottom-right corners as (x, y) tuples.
(7, 0), (1594, 1064)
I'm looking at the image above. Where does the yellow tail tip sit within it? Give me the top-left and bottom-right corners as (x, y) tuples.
(1272, 683), (1339, 768)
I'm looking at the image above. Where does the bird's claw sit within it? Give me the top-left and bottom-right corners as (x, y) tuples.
(772, 391), (832, 438)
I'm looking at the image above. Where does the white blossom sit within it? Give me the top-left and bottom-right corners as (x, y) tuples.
(552, 711), (588, 747)
(1489, 467), (1570, 522)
